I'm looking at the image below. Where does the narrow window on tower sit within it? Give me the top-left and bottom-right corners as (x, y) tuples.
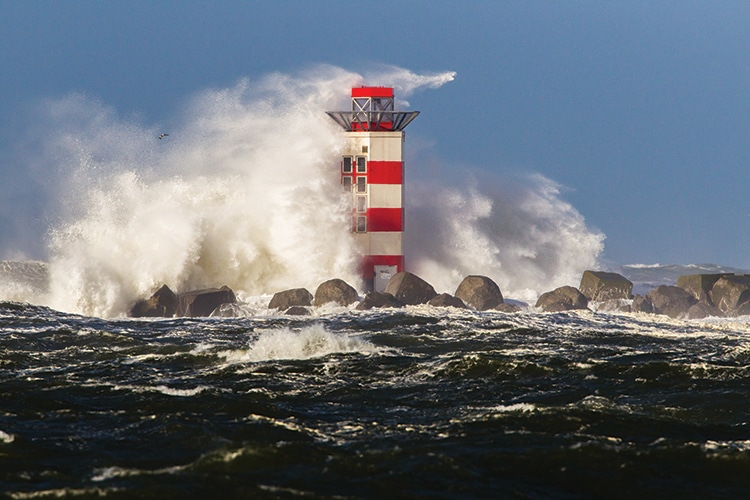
(356, 216), (367, 233)
(356, 176), (367, 193)
(342, 156), (353, 174)
(356, 195), (367, 213)
(356, 156), (367, 173)
(342, 176), (352, 191)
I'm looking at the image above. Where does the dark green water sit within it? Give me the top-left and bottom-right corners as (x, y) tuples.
(2, 302), (750, 498)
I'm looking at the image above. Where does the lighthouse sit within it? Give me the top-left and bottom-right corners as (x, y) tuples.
(327, 87), (419, 292)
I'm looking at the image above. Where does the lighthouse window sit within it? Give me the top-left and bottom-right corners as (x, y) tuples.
(356, 195), (367, 212)
(361, 146), (368, 153)
(356, 156), (367, 173)
(356, 216), (367, 233)
(356, 176), (367, 193)
(342, 156), (353, 174)
(342, 176), (352, 191)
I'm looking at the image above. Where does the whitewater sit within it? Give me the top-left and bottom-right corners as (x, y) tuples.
(3, 296), (750, 498)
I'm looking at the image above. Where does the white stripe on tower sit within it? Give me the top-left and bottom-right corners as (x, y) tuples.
(369, 184), (401, 208)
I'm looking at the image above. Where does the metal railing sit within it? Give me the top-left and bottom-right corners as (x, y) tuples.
(326, 110), (420, 132)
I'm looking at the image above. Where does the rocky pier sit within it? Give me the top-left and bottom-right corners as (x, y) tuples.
(129, 269), (750, 320)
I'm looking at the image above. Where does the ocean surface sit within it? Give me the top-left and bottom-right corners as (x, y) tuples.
(2, 264), (750, 499)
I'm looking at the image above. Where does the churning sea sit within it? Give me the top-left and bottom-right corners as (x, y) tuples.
(2, 265), (750, 499)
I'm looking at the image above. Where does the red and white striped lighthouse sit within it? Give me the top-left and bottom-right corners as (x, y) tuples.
(327, 87), (419, 291)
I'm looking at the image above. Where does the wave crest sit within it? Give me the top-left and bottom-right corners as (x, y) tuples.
(219, 324), (377, 363)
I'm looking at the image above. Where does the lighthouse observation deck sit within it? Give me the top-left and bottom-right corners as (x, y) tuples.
(326, 86), (419, 132)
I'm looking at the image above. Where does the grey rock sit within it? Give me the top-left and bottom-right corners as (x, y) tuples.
(677, 274), (729, 305)
(735, 300), (750, 317)
(709, 275), (750, 315)
(178, 286), (236, 317)
(647, 285), (697, 319)
(313, 278), (359, 307)
(579, 270), (633, 301)
(284, 306), (311, 316)
(355, 291), (404, 310)
(130, 284), (178, 317)
(594, 299), (632, 313)
(686, 301), (724, 319)
(631, 295), (654, 314)
(268, 288), (313, 310)
(210, 303), (246, 318)
(535, 286), (588, 312)
(384, 272), (437, 305)
(493, 302), (522, 313)
(427, 293), (467, 309)
(454, 275), (504, 311)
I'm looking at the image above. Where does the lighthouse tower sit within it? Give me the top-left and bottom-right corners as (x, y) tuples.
(327, 87), (419, 291)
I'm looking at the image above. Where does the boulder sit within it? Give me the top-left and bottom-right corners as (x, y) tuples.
(268, 288), (313, 310)
(631, 294), (654, 314)
(579, 271), (633, 302)
(313, 278), (359, 307)
(493, 302), (522, 313)
(129, 284), (178, 317)
(615, 302), (632, 313)
(677, 274), (728, 305)
(647, 285), (697, 319)
(735, 300), (750, 317)
(709, 275), (750, 315)
(686, 301), (724, 320)
(591, 299), (631, 313)
(284, 306), (311, 316)
(454, 275), (504, 311)
(384, 272), (437, 305)
(535, 286), (588, 312)
(355, 291), (404, 310)
(178, 286), (236, 317)
(210, 302), (246, 318)
(427, 293), (467, 309)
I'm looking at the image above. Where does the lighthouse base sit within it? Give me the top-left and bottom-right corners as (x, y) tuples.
(361, 255), (404, 292)
(374, 265), (398, 292)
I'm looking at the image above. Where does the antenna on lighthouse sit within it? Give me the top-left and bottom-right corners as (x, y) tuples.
(327, 87), (419, 292)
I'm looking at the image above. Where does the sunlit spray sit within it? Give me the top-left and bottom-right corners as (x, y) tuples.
(2, 65), (603, 316)
(40, 68), (365, 316)
(405, 171), (604, 303)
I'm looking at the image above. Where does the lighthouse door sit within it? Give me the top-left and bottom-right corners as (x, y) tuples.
(374, 265), (397, 292)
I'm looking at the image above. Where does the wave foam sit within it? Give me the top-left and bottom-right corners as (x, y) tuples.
(219, 324), (377, 363)
(0, 430), (14, 444)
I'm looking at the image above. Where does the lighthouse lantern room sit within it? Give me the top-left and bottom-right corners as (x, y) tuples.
(327, 87), (419, 292)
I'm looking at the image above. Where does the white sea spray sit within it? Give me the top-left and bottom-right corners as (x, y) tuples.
(3, 64), (604, 316)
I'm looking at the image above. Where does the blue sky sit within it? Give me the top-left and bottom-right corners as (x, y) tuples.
(1, 1), (749, 268)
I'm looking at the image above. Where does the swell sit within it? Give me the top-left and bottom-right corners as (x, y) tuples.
(3, 308), (750, 497)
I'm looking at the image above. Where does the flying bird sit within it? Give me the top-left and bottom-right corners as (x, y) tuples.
(158, 133), (169, 140)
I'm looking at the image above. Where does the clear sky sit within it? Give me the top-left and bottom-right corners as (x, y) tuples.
(1, 0), (749, 268)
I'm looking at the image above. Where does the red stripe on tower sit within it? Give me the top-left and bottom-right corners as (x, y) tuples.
(367, 161), (403, 184)
(351, 87), (394, 98)
(367, 208), (403, 232)
(326, 87), (419, 291)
